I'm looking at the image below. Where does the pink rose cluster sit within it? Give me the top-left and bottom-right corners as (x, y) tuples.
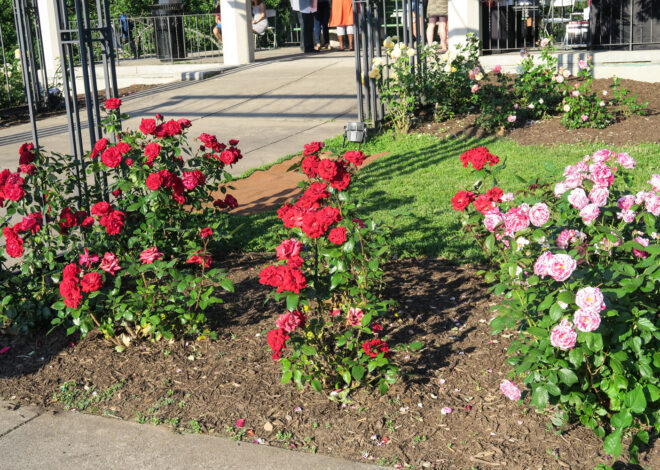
(533, 252), (577, 282)
(500, 380), (521, 401)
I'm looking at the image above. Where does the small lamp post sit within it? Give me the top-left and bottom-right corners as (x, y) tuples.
(343, 121), (367, 145)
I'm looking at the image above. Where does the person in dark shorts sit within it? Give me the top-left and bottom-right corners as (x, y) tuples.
(426, 0), (448, 51)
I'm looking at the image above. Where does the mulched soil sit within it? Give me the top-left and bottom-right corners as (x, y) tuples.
(0, 254), (657, 469)
(0, 84), (158, 128)
(416, 78), (660, 147)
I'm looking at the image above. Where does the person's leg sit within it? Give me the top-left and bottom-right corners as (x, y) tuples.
(438, 15), (448, 51)
(313, 10), (322, 49)
(213, 25), (223, 43)
(302, 12), (315, 52)
(426, 16), (437, 44)
(347, 24), (354, 51)
(336, 25), (345, 50)
(321, 2), (330, 46)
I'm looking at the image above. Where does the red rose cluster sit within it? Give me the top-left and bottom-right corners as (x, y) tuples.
(91, 201), (125, 235)
(99, 140), (132, 169)
(362, 338), (390, 359)
(452, 185), (503, 213)
(213, 194), (238, 209)
(59, 262), (104, 309)
(197, 133), (243, 166)
(2, 226), (24, 258)
(0, 169), (26, 205)
(145, 169), (190, 204)
(267, 328), (289, 360)
(18, 142), (36, 174)
(275, 238), (304, 268)
(259, 264), (307, 293)
(459, 146), (500, 171)
(58, 207), (93, 233)
(186, 250), (212, 268)
(138, 116), (189, 139)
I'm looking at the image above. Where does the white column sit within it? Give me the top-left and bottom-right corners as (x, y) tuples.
(448, 0), (480, 50)
(37, 0), (61, 80)
(220, 0), (255, 65)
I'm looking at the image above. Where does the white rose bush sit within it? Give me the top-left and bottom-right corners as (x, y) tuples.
(452, 146), (659, 463)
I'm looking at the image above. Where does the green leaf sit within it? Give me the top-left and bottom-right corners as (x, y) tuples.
(301, 345), (317, 356)
(330, 273), (345, 291)
(611, 410), (632, 429)
(281, 370), (293, 384)
(310, 379), (322, 393)
(531, 386), (549, 409)
(409, 341), (423, 351)
(647, 384), (660, 402)
(637, 317), (656, 332)
(286, 294), (299, 312)
(568, 348), (583, 367)
(557, 290), (574, 305)
(586, 333), (603, 352)
(220, 278), (234, 293)
(351, 365), (365, 382)
(603, 429), (623, 457)
(558, 368), (578, 386)
(341, 370), (351, 385)
(625, 386), (647, 414)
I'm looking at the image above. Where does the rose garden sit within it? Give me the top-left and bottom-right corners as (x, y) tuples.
(1, 34), (659, 469)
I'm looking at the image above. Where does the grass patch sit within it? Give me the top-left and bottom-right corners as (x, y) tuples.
(227, 130), (660, 261)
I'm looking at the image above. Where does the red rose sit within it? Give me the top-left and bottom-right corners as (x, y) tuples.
(3, 227), (24, 258)
(155, 113), (164, 120)
(139, 247), (164, 265)
(200, 227), (213, 238)
(328, 168), (351, 191)
(228, 138), (239, 146)
(259, 265), (284, 287)
(0, 169), (10, 187)
(74, 210), (88, 225)
(485, 186), (504, 202)
(101, 147), (123, 168)
(177, 118), (192, 128)
(460, 146), (499, 170)
(220, 150), (237, 165)
(63, 263), (81, 280)
(59, 278), (82, 309)
(276, 238), (303, 260)
(146, 173), (163, 190)
(161, 119), (182, 137)
(19, 142), (36, 165)
(224, 194), (238, 209)
(317, 159), (338, 181)
(116, 141), (131, 155)
(473, 194), (497, 214)
(371, 323), (383, 332)
(198, 133), (221, 152)
(4, 183), (25, 202)
(303, 141), (323, 156)
(143, 142), (162, 164)
(104, 97), (122, 109)
(279, 266), (307, 293)
(139, 118), (157, 135)
(182, 170), (205, 190)
(362, 338), (389, 358)
(91, 201), (111, 217)
(213, 198), (227, 209)
(81, 217), (94, 227)
(125, 158), (134, 166)
(343, 150), (366, 166)
(328, 226), (347, 245)
(451, 190), (476, 212)
(186, 252), (212, 268)
(20, 164), (36, 175)
(112, 188), (122, 198)
(81, 272), (103, 293)
(267, 328), (289, 360)
(100, 210), (125, 235)
(59, 208), (77, 231)
(301, 212), (324, 238)
(301, 155), (320, 178)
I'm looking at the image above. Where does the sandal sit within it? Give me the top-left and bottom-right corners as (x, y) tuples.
(314, 43), (321, 51)
(325, 44), (332, 51)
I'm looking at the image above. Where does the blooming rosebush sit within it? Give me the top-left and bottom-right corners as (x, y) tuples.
(1, 99), (239, 341)
(453, 146), (658, 462)
(260, 142), (399, 394)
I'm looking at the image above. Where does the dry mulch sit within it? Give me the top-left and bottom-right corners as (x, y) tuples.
(417, 78), (660, 147)
(0, 254), (657, 469)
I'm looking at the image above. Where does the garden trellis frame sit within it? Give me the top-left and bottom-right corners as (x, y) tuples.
(54, 0), (119, 203)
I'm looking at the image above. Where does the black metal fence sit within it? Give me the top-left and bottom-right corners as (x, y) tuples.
(481, 0), (660, 54)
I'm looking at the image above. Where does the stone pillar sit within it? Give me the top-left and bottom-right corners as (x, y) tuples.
(448, 0), (480, 49)
(220, 0), (255, 65)
(37, 0), (60, 80)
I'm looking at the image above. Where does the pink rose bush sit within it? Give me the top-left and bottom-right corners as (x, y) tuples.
(1, 105), (238, 340)
(454, 147), (658, 461)
(260, 143), (398, 394)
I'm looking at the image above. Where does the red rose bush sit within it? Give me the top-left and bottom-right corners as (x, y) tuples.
(260, 143), (399, 395)
(453, 146), (658, 462)
(1, 101), (239, 341)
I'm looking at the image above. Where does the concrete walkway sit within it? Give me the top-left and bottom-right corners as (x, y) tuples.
(0, 47), (358, 177)
(0, 401), (383, 469)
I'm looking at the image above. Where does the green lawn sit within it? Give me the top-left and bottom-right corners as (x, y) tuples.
(227, 131), (660, 261)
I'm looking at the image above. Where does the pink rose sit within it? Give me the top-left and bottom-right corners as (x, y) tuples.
(483, 211), (505, 232)
(139, 247), (164, 265)
(528, 203), (550, 227)
(589, 162), (614, 187)
(616, 210), (636, 223)
(500, 380), (521, 401)
(275, 310), (306, 334)
(99, 252), (121, 275)
(554, 182), (568, 197)
(330, 308), (341, 317)
(504, 206), (530, 236)
(568, 188), (589, 210)
(646, 195), (660, 216)
(507, 115), (516, 123)
(493, 64), (502, 74)
(589, 187), (609, 207)
(556, 229), (585, 249)
(548, 254), (576, 282)
(501, 192), (515, 202)
(573, 309), (601, 332)
(581, 115), (589, 122)
(633, 237), (649, 258)
(550, 319), (577, 350)
(578, 59), (588, 69)
(649, 174), (660, 192)
(346, 307), (364, 327)
(592, 149), (612, 163)
(564, 173), (583, 189)
(580, 203), (600, 225)
(635, 190), (651, 205)
(533, 252), (554, 278)
(616, 152), (636, 169)
(471, 84), (479, 94)
(575, 287), (606, 313)
(617, 195), (635, 210)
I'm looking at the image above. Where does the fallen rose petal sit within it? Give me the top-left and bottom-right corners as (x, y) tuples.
(236, 418), (245, 427)
(441, 407), (453, 415)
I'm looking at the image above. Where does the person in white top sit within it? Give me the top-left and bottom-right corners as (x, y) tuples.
(252, 0), (268, 35)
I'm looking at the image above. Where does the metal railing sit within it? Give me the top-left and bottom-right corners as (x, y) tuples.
(481, 0), (660, 54)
